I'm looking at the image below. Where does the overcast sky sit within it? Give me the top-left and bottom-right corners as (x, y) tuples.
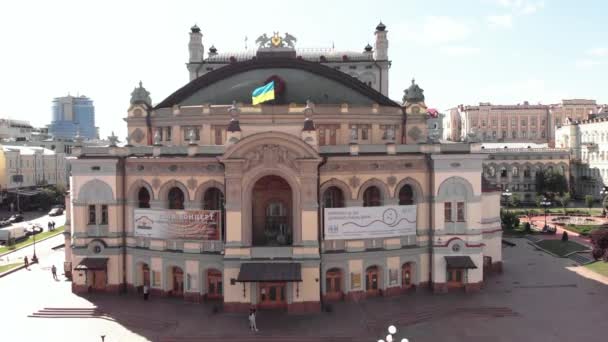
(0, 0), (606, 139)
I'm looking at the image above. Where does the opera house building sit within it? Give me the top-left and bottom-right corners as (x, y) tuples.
(64, 23), (502, 313)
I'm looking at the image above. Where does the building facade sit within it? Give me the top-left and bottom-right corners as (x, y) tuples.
(65, 24), (502, 313)
(453, 102), (553, 146)
(556, 116), (608, 199)
(49, 95), (97, 140)
(479, 143), (570, 203)
(0, 119), (34, 141)
(551, 99), (598, 127)
(0, 145), (67, 203)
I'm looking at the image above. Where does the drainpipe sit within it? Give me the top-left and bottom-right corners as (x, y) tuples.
(426, 153), (434, 291)
(317, 156), (328, 309)
(121, 156), (127, 293)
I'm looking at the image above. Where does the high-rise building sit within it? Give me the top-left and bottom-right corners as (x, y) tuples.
(48, 95), (96, 140)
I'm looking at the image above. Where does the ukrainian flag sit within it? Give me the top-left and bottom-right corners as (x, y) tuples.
(252, 81), (275, 105)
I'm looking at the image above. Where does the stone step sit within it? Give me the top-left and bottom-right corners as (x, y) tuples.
(569, 252), (594, 265)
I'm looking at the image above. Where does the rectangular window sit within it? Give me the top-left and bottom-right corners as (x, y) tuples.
(521, 119), (527, 126)
(492, 131), (496, 138)
(183, 127), (200, 141)
(165, 127), (172, 141)
(522, 131), (527, 138)
(156, 128), (163, 141)
(457, 202), (465, 221)
(361, 126), (369, 140)
(541, 131), (546, 138)
(88, 205), (96, 225)
(101, 205), (108, 225)
(531, 118), (537, 126)
(501, 119), (507, 127)
(329, 128), (337, 145)
(492, 119), (497, 126)
(541, 119), (546, 126)
(502, 130), (506, 139)
(319, 129), (326, 145)
(511, 131), (516, 138)
(481, 120), (486, 127)
(444, 202), (452, 222)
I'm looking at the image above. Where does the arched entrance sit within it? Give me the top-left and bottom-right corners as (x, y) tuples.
(206, 269), (223, 300)
(365, 265), (381, 297)
(138, 263), (150, 291)
(325, 268), (344, 301)
(169, 266), (184, 297)
(251, 175), (292, 246)
(401, 262), (414, 291)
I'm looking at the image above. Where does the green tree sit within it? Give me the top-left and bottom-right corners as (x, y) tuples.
(536, 171), (568, 196)
(585, 195), (595, 213)
(509, 193), (521, 208)
(535, 195), (542, 209)
(558, 192), (571, 214)
(501, 211), (520, 231)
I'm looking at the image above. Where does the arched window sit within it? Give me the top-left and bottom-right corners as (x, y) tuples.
(323, 187), (344, 208)
(203, 188), (224, 210)
(500, 167), (507, 178)
(363, 186), (382, 207)
(138, 187), (150, 208)
(512, 166), (519, 177)
(487, 166), (496, 177)
(398, 185), (414, 205)
(168, 187), (185, 209)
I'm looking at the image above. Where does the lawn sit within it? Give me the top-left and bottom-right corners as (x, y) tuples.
(0, 262), (21, 273)
(0, 226), (64, 255)
(585, 261), (608, 278)
(561, 225), (607, 236)
(535, 239), (590, 257)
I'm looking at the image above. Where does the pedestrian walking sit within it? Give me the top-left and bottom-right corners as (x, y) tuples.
(249, 307), (259, 332)
(47, 221), (52, 231)
(24, 256), (29, 269)
(52, 221), (56, 230)
(143, 284), (149, 300)
(51, 265), (58, 280)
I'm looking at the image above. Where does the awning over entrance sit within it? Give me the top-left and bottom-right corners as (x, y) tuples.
(237, 263), (301, 282)
(444, 256), (477, 269)
(74, 258), (109, 271)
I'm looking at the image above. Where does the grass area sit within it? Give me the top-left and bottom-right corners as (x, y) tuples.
(507, 208), (603, 216)
(0, 262), (21, 273)
(585, 261), (608, 278)
(535, 239), (590, 257)
(0, 226), (64, 255)
(562, 225), (608, 236)
(503, 223), (537, 237)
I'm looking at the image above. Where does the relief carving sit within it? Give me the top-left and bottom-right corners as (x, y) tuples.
(387, 176), (397, 186)
(243, 144), (298, 171)
(349, 176), (361, 188)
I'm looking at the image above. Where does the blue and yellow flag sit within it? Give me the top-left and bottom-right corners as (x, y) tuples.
(252, 81), (275, 105)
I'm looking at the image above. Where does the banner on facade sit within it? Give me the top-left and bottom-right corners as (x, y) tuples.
(134, 209), (220, 240)
(324, 205), (416, 240)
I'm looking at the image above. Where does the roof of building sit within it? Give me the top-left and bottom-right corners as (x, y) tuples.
(156, 58), (401, 108)
(1, 145), (56, 155)
(202, 48), (374, 64)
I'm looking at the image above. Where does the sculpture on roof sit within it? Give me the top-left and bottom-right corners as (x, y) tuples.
(403, 78), (425, 104)
(130, 81), (152, 106)
(255, 32), (297, 49)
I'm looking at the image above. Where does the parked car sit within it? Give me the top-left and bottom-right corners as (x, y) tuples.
(8, 214), (24, 223)
(0, 218), (11, 227)
(48, 207), (64, 216)
(25, 223), (43, 236)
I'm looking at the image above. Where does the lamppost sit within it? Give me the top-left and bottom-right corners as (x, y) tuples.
(502, 188), (512, 213)
(540, 197), (552, 231)
(600, 186), (608, 217)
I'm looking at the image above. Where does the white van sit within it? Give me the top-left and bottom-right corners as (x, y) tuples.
(0, 226), (27, 244)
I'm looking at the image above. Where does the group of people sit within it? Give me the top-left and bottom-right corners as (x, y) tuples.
(22, 256), (57, 280)
(47, 221), (57, 231)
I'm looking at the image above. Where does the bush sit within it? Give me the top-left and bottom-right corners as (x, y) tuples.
(590, 229), (608, 260)
(585, 195), (595, 209)
(501, 211), (520, 230)
(562, 231), (569, 241)
(592, 247), (605, 261)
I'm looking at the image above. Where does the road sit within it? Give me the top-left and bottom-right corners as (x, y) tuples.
(0, 213), (66, 267)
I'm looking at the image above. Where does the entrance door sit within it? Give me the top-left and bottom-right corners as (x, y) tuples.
(91, 270), (107, 291)
(142, 264), (150, 287)
(446, 269), (465, 289)
(207, 269), (223, 299)
(172, 267), (184, 296)
(402, 263), (413, 290)
(365, 266), (380, 296)
(325, 269), (343, 300)
(258, 282), (286, 309)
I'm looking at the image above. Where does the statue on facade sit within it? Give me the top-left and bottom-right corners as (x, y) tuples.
(255, 34), (270, 48)
(284, 32), (297, 48)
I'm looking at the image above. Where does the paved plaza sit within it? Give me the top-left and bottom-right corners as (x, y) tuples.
(1, 239), (607, 342)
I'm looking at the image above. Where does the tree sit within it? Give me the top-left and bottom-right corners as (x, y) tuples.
(558, 193), (571, 214)
(536, 171), (568, 196)
(501, 211), (520, 231)
(535, 195), (542, 209)
(585, 195), (594, 213)
(509, 193), (521, 208)
(590, 229), (608, 261)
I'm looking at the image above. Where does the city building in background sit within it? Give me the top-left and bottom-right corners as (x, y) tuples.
(64, 24), (503, 312)
(0, 145), (67, 204)
(479, 143), (570, 203)
(556, 116), (608, 199)
(550, 99), (598, 127)
(48, 95), (97, 140)
(0, 119), (34, 141)
(450, 102), (553, 146)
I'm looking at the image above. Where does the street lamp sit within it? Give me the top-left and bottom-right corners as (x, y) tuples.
(502, 189), (512, 213)
(600, 186), (608, 217)
(540, 197), (552, 231)
(32, 226), (38, 263)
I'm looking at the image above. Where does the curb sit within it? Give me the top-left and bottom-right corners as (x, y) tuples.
(0, 230), (65, 258)
(0, 260), (38, 278)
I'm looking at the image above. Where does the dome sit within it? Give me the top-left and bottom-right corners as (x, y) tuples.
(403, 79), (425, 104)
(191, 24), (201, 33)
(209, 45), (217, 54)
(364, 43), (373, 52)
(376, 22), (386, 31)
(130, 81), (152, 106)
